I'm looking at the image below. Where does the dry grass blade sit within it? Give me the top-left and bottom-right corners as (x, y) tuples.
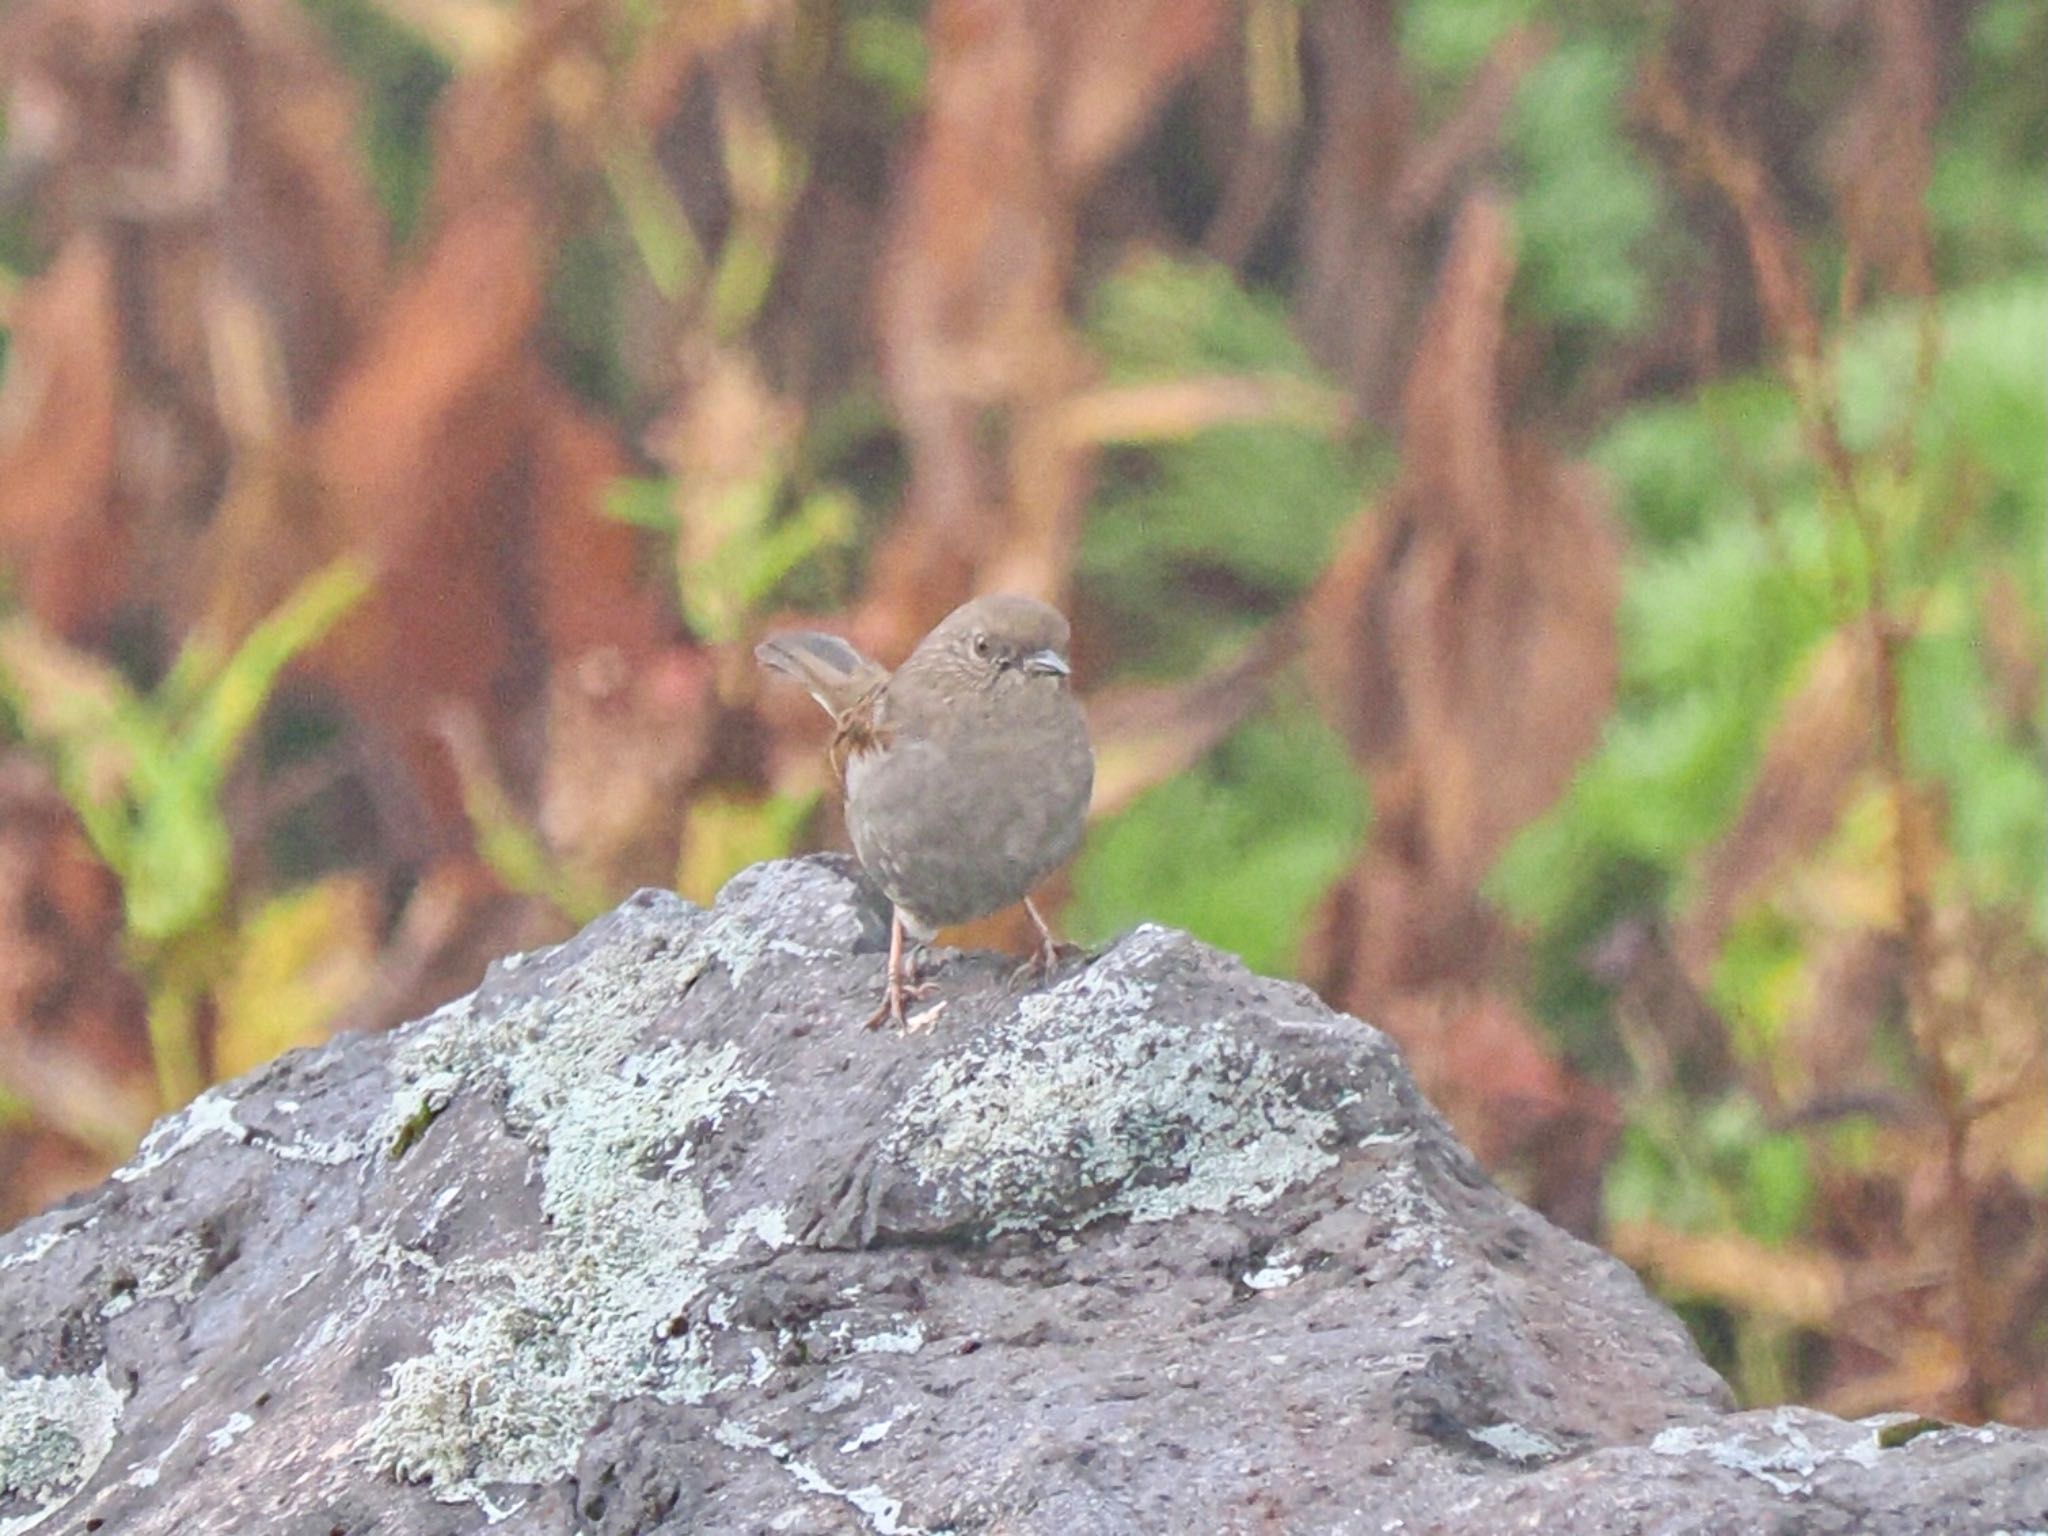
(1053, 374), (1352, 445)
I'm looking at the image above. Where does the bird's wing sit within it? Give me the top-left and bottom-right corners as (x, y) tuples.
(753, 632), (890, 722)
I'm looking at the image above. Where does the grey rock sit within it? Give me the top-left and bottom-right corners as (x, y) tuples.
(0, 855), (2038, 1535)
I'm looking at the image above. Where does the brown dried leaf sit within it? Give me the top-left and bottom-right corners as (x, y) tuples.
(1979, 568), (2045, 732)
(305, 200), (550, 827)
(1677, 627), (1875, 982)
(1048, 0), (1227, 183)
(528, 381), (667, 664)
(0, 756), (152, 1162)
(1372, 984), (1618, 1236)
(0, 240), (124, 638)
(1639, 51), (1822, 368)
(1787, 927), (1903, 1105)
(1825, 0), (1939, 305)
(1296, 6), (1543, 420)
(1294, 0), (1412, 420)
(538, 646), (723, 897)
(1052, 374), (1350, 446)
(0, 1126), (122, 1234)
(300, 196), (663, 831)
(1388, 27), (1547, 230)
(1308, 195), (1623, 895)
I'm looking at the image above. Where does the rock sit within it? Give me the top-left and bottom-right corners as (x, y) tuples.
(0, 855), (2041, 1534)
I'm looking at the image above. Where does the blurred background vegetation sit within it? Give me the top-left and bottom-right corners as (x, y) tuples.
(0, 0), (2040, 1426)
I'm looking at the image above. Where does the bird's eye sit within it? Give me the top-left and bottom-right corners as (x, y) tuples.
(972, 634), (990, 658)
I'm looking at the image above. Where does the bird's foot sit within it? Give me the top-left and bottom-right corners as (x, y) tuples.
(864, 913), (943, 1029)
(863, 973), (939, 1030)
(1009, 938), (1085, 992)
(1013, 896), (1084, 991)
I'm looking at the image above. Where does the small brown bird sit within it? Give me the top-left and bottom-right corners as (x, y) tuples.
(755, 594), (1094, 1027)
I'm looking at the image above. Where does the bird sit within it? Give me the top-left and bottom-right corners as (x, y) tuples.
(754, 594), (1095, 1028)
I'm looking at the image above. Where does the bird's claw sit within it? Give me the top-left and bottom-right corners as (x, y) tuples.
(1009, 940), (1084, 992)
(863, 975), (938, 1030)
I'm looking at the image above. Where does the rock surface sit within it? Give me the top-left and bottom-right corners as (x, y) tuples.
(0, 856), (2043, 1535)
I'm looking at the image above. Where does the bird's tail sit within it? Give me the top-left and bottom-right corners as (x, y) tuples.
(753, 631), (889, 722)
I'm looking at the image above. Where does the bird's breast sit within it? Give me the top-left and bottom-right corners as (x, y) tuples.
(842, 689), (1092, 927)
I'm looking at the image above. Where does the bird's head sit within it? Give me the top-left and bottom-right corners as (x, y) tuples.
(916, 593), (1074, 691)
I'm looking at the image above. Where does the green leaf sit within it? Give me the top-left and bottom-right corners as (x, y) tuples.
(183, 558), (372, 779)
(605, 476), (681, 533)
(1740, 1133), (1813, 1247)
(214, 876), (376, 1079)
(1926, 0), (2048, 278)
(844, 10), (928, 118)
(1710, 906), (1805, 1065)
(1400, 0), (1536, 83)
(743, 488), (858, 612)
(297, 0), (450, 241)
(678, 790), (823, 907)
(1502, 278), (2048, 1064)
(1901, 616), (2048, 913)
(1508, 39), (1665, 333)
(123, 772), (232, 946)
(605, 143), (703, 300)
(1, 561), (367, 958)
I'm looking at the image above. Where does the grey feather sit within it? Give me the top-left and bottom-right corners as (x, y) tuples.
(754, 632), (889, 720)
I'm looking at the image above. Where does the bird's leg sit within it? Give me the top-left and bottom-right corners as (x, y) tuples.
(865, 910), (910, 1029)
(864, 908), (937, 1029)
(1015, 896), (1083, 987)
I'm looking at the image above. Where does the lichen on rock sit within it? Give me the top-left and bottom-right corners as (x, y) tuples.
(0, 1367), (123, 1536)
(366, 896), (769, 1503)
(885, 925), (1345, 1235)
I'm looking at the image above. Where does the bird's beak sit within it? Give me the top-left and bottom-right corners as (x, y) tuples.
(1023, 649), (1070, 678)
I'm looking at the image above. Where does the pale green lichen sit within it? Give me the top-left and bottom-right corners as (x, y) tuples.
(1468, 1421), (1562, 1465)
(0, 1229), (74, 1276)
(1358, 1141), (1456, 1268)
(888, 925), (1340, 1233)
(112, 1088), (250, 1183)
(1650, 1407), (1890, 1494)
(111, 1066), (371, 1184)
(99, 1229), (211, 1319)
(202, 1412), (253, 1456)
(705, 1204), (795, 1265)
(692, 861), (865, 984)
(712, 1420), (951, 1536)
(0, 1366), (124, 1536)
(366, 907), (770, 1508)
